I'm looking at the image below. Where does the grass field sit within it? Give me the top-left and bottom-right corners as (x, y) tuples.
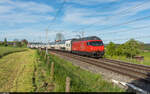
(143, 44), (150, 51)
(106, 51), (150, 66)
(0, 48), (124, 92)
(0, 46), (27, 58)
(140, 52), (150, 66)
(35, 51), (124, 92)
(0, 49), (36, 92)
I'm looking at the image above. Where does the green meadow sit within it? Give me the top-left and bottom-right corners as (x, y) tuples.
(0, 46), (27, 58)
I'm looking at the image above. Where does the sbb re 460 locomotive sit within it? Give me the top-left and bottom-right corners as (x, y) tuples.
(71, 36), (104, 58)
(48, 36), (105, 58)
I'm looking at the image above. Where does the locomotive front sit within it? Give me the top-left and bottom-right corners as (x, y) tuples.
(72, 36), (105, 58)
(87, 40), (104, 58)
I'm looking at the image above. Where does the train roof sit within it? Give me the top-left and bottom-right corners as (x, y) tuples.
(29, 42), (46, 45)
(72, 36), (101, 41)
(49, 39), (72, 44)
(49, 36), (101, 44)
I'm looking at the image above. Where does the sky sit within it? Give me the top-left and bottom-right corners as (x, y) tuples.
(0, 0), (150, 44)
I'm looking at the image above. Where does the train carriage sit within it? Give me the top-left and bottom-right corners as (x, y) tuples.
(58, 40), (66, 51)
(49, 42), (55, 49)
(64, 40), (72, 52)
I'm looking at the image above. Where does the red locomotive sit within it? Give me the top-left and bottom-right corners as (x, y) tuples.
(71, 36), (104, 58)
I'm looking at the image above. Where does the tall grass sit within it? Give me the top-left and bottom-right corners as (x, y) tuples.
(36, 50), (124, 92)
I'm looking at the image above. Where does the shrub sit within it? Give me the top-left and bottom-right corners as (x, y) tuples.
(106, 39), (142, 58)
(106, 42), (116, 57)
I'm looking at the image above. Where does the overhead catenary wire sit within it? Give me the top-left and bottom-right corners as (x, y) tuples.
(44, 0), (150, 43)
(45, 0), (66, 54)
(75, 14), (150, 41)
(70, 1), (150, 44)
(47, 0), (66, 29)
(71, 0), (149, 32)
(100, 24), (150, 35)
(100, 25), (150, 43)
(111, 0), (149, 17)
(97, 15), (150, 31)
(103, 35), (150, 42)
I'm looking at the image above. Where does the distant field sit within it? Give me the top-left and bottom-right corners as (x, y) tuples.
(106, 51), (150, 66)
(0, 47), (27, 58)
(104, 44), (150, 51)
(143, 44), (150, 51)
(104, 43), (150, 66)
(140, 52), (150, 66)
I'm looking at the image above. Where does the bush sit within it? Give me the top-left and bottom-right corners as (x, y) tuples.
(115, 44), (124, 56)
(123, 39), (140, 58)
(106, 42), (116, 57)
(106, 39), (141, 58)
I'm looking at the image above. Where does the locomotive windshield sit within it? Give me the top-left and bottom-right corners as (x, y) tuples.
(88, 41), (103, 46)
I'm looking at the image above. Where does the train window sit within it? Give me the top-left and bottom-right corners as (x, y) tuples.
(87, 42), (90, 45)
(67, 44), (70, 47)
(88, 41), (103, 46)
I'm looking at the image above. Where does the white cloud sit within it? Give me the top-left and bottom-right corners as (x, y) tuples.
(60, 0), (150, 44)
(0, 0), (54, 25)
(0, 5), (13, 14)
(0, 0), (12, 4)
(0, 0), (54, 13)
(63, 7), (109, 25)
(0, 13), (54, 25)
(0, 0), (150, 43)
(62, 0), (150, 27)
(111, 1), (150, 17)
(13, 1), (54, 13)
(0, 27), (49, 42)
(65, 0), (119, 5)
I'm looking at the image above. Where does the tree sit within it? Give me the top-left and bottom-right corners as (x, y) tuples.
(138, 41), (145, 51)
(13, 39), (22, 47)
(0, 41), (2, 46)
(123, 39), (141, 58)
(21, 39), (28, 47)
(106, 39), (142, 58)
(106, 42), (116, 57)
(16, 42), (22, 47)
(4, 38), (8, 46)
(115, 44), (124, 56)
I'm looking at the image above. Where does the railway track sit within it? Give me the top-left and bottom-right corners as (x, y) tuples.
(101, 58), (150, 72)
(49, 50), (150, 83)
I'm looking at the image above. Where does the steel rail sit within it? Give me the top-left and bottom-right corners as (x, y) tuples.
(102, 58), (150, 72)
(49, 50), (150, 83)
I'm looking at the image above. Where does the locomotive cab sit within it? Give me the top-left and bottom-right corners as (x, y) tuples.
(87, 40), (104, 58)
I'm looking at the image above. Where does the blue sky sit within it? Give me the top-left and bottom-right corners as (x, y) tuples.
(0, 0), (150, 44)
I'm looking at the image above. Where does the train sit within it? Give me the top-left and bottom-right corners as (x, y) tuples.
(28, 36), (105, 58)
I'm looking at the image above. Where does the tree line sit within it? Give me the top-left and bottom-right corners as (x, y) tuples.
(105, 39), (144, 58)
(0, 38), (28, 47)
